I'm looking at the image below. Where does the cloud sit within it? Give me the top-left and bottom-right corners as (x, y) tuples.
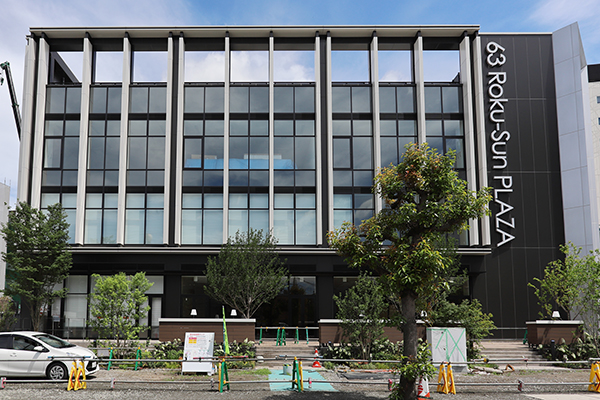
(529, 0), (600, 52)
(529, 0), (600, 27)
(274, 51), (315, 82)
(185, 52), (226, 83)
(231, 51), (269, 82)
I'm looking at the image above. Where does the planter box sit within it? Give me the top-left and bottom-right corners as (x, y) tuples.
(526, 320), (583, 346)
(159, 318), (255, 343)
(318, 319), (426, 344)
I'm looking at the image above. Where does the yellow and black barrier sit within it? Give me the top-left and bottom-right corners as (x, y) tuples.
(67, 360), (87, 391)
(437, 362), (456, 394)
(589, 361), (600, 392)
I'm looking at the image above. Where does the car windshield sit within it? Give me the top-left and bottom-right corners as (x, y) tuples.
(33, 334), (76, 349)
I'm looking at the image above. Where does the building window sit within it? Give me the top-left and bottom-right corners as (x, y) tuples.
(41, 192), (77, 244)
(424, 85), (466, 177)
(379, 85), (417, 166)
(128, 86), (166, 187)
(229, 85), (269, 187)
(84, 193), (118, 244)
(229, 193), (269, 237)
(183, 86), (225, 187)
(273, 193), (316, 245)
(43, 86), (81, 187)
(125, 193), (164, 244)
(333, 193), (374, 230)
(332, 85), (373, 187)
(88, 86), (121, 187)
(181, 193), (223, 245)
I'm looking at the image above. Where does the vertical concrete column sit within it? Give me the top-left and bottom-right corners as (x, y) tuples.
(268, 32), (275, 234)
(163, 33), (174, 245)
(30, 35), (49, 210)
(370, 32), (382, 213)
(459, 33), (480, 246)
(326, 32), (334, 232)
(18, 35), (38, 203)
(314, 32), (323, 245)
(413, 32), (426, 144)
(116, 33), (131, 245)
(222, 33), (230, 243)
(472, 34), (491, 246)
(174, 33), (185, 245)
(74, 34), (93, 245)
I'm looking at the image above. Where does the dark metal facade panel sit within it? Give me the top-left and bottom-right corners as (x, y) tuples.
(479, 33), (565, 332)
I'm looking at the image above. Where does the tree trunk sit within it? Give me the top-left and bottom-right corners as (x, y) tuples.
(400, 292), (418, 400)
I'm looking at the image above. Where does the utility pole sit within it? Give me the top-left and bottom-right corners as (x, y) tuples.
(0, 62), (22, 139)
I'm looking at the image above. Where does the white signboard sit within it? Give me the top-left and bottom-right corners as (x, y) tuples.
(427, 327), (467, 371)
(182, 332), (214, 373)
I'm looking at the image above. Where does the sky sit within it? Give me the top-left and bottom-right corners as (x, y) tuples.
(1, 0), (600, 206)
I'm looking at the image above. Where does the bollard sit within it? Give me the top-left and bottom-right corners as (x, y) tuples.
(388, 379), (393, 391)
(550, 340), (556, 360)
(219, 358), (230, 392)
(518, 379), (524, 392)
(0, 377), (5, 389)
(308, 377), (312, 389)
(306, 326), (309, 344)
(107, 347), (113, 371)
(134, 347), (141, 371)
(111, 378), (116, 389)
(259, 327), (263, 344)
(295, 327), (299, 344)
(276, 327), (281, 346)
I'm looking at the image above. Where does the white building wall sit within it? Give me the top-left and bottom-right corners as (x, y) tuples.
(0, 183), (9, 291)
(589, 80), (600, 231)
(553, 22), (600, 254)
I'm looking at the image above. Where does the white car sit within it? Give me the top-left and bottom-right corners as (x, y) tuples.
(0, 331), (100, 380)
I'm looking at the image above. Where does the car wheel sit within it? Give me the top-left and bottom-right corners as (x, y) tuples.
(46, 362), (68, 380)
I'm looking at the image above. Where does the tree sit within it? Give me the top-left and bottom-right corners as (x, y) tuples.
(530, 243), (600, 356)
(529, 242), (585, 319)
(328, 143), (491, 400)
(88, 272), (153, 348)
(1, 201), (72, 331)
(333, 273), (387, 359)
(204, 229), (288, 319)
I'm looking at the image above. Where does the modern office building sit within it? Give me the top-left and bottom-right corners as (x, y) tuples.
(14, 22), (598, 338)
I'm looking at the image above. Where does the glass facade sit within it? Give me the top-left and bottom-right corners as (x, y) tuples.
(29, 29), (485, 329)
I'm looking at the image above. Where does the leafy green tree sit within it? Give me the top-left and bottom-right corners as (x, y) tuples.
(328, 144), (491, 400)
(529, 242), (585, 319)
(333, 273), (387, 359)
(204, 229), (288, 319)
(530, 243), (600, 356)
(1, 201), (72, 331)
(88, 272), (153, 348)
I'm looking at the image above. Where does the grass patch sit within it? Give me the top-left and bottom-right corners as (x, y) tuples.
(233, 368), (270, 376)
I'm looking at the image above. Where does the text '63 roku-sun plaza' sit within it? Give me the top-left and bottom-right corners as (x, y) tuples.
(16, 23), (599, 339)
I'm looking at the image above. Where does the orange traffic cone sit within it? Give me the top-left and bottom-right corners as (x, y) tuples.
(417, 375), (431, 398)
(312, 348), (321, 368)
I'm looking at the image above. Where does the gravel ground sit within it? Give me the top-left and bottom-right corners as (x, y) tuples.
(0, 366), (594, 400)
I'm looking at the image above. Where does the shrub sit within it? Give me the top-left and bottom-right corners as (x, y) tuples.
(214, 339), (256, 369)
